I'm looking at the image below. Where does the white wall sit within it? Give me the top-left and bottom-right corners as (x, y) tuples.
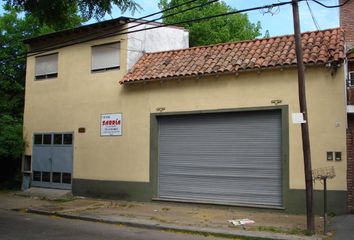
(126, 22), (189, 70)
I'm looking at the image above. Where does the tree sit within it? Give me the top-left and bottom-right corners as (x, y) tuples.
(159, 0), (262, 46)
(0, 5), (83, 188)
(6, 0), (140, 28)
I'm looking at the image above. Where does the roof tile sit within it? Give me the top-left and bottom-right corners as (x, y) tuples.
(121, 28), (345, 84)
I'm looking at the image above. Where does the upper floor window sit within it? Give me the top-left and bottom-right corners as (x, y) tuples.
(35, 53), (58, 80)
(91, 42), (120, 72)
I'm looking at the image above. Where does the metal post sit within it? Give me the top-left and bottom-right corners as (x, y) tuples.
(324, 177), (328, 235)
(291, 0), (315, 233)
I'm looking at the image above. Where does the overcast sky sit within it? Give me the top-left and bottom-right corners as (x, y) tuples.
(100, 0), (340, 37)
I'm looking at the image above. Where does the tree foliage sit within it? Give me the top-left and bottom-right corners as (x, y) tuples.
(6, 0), (140, 28)
(0, 5), (83, 187)
(159, 0), (262, 46)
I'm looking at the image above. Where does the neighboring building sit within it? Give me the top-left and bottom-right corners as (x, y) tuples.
(341, 0), (354, 212)
(23, 17), (349, 214)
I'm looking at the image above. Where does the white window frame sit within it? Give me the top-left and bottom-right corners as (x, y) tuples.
(35, 53), (58, 80)
(91, 42), (120, 73)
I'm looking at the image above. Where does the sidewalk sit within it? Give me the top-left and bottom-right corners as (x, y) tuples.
(0, 190), (325, 240)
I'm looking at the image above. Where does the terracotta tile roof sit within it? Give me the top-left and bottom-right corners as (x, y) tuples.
(120, 28), (344, 84)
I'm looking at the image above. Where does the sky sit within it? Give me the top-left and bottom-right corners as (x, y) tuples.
(0, 0), (340, 37)
(96, 0), (340, 37)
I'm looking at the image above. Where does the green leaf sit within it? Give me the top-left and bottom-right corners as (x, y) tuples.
(159, 0), (262, 46)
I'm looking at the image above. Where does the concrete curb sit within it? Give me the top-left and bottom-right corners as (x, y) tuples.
(26, 208), (322, 240)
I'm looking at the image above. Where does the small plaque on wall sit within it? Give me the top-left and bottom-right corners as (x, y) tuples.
(100, 113), (122, 136)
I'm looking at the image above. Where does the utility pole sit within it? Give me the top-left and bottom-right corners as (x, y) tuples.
(291, 0), (315, 233)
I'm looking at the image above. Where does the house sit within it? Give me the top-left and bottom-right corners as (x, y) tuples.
(22, 12), (351, 214)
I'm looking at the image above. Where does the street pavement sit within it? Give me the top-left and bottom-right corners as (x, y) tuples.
(329, 214), (354, 240)
(0, 209), (230, 240)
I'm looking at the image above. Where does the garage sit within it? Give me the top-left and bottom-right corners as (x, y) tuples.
(31, 132), (73, 190)
(157, 110), (283, 207)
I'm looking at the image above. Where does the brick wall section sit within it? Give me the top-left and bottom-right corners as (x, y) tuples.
(347, 116), (354, 212)
(343, 0), (354, 212)
(340, 0), (354, 47)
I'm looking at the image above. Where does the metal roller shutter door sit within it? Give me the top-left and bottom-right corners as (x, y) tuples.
(157, 110), (282, 207)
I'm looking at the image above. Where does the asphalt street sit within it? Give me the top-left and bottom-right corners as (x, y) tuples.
(329, 214), (354, 240)
(0, 209), (230, 240)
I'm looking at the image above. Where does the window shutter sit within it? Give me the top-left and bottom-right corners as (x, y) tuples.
(35, 53), (58, 76)
(92, 42), (120, 71)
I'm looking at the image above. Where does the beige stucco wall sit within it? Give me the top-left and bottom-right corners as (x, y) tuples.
(23, 35), (347, 192)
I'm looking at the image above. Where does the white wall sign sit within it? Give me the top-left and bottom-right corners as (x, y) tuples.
(292, 113), (306, 124)
(100, 113), (122, 136)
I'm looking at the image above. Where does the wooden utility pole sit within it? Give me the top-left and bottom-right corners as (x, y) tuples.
(291, 0), (315, 233)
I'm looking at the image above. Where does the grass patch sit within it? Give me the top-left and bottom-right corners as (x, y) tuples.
(257, 226), (307, 236)
(119, 203), (135, 208)
(162, 228), (273, 240)
(328, 212), (336, 218)
(0, 189), (16, 194)
(119, 213), (136, 218)
(149, 216), (168, 223)
(46, 197), (74, 203)
(149, 216), (159, 221)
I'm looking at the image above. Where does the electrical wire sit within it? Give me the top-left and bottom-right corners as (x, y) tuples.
(2, 0), (351, 66)
(127, 0), (203, 22)
(0, 0), (217, 63)
(311, 0), (351, 8)
(79, 0), (300, 44)
(22, 0), (300, 59)
(306, 0), (320, 30)
(29, 0), (219, 55)
(0, 0), (205, 63)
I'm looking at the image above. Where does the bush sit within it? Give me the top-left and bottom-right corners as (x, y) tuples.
(0, 114), (25, 188)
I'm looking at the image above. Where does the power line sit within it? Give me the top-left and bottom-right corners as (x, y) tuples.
(1, 0), (217, 64)
(29, 0), (219, 56)
(86, 0), (300, 42)
(0, 0), (205, 63)
(26, 0), (300, 57)
(306, 0), (320, 30)
(311, 0), (351, 8)
(2, 0), (349, 65)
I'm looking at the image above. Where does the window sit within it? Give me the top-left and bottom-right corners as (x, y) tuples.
(350, 71), (354, 86)
(91, 42), (120, 72)
(52, 172), (61, 183)
(62, 172), (72, 184)
(34, 134), (43, 145)
(33, 171), (41, 181)
(43, 134), (52, 145)
(35, 53), (58, 80)
(42, 172), (51, 182)
(54, 134), (63, 145)
(63, 134), (73, 145)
